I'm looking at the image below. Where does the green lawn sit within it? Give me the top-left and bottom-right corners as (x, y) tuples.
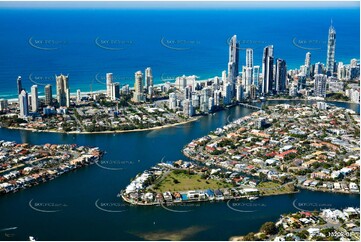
(257, 181), (296, 196)
(154, 170), (231, 192)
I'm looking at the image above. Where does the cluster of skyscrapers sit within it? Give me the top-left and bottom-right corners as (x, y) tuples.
(104, 67), (153, 103)
(3, 21), (359, 119)
(15, 74), (71, 119)
(289, 22), (359, 100)
(169, 34), (289, 117)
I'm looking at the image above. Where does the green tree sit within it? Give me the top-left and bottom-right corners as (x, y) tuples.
(260, 222), (278, 235)
(243, 232), (256, 241)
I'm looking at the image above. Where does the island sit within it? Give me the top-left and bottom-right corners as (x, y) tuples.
(120, 160), (297, 206)
(0, 140), (103, 195)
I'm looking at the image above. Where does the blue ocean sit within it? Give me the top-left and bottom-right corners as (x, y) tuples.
(0, 5), (359, 99)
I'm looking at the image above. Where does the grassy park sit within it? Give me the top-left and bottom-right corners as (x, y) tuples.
(257, 181), (296, 196)
(153, 170), (231, 192)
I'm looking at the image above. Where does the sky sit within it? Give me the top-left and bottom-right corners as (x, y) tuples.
(0, 1), (359, 9)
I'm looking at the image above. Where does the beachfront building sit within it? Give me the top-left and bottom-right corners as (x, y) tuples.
(17, 76), (22, 95)
(106, 73), (113, 98)
(145, 67), (153, 91)
(30, 85), (39, 112)
(76, 89), (81, 103)
(227, 35), (239, 96)
(44, 84), (52, 106)
(56, 74), (70, 107)
(262, 45), (274, 95)
(326, 22), (336, 76)
(304, 52), (311, 77)
(132, 71), (145, 103)
(0, 99), (8, 112)
(19, 90), (29, 118)
(111, 82), (120, 101)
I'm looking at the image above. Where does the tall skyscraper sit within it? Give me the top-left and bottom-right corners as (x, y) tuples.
(245, 67), (253, 93)
(297, 73), (306, 90)
(133, 71), (144, 103)
(169, 92), (177, 110)
(66, 88), (71, 107)
(17, 76), (22, 95)
(106, 73), (113, 98)
(182, 99), (191, 117)
(314, 74), (327, 97)
(76, 89), (81, 103)
(56, 74), (69, 107)
(223, 82), (232, 105)
(314, 62), (324, 75)
(145, 67), (153, 90)
(261, 45), (274, 95)
(111, 83), (120, 101)
(305, 52), (311, 67)
(227, 35), (239, 88)
(305, 52), (311, 77)
(253, 66), (260, 88)
(0, 99), (8, 111)
(275, 59), (287, 93)
(249, 85), (257, 100)
(246, 48), (253, 68)
(44, 84), (52, 106)
(221, 70), (227, 84)
(236, 82), (244, 102)
(30, 85), (39, 112)
(326, 21), (336, 76)
(19, 90), (29, 118)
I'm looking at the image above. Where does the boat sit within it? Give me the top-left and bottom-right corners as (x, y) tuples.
(0, 227), (17, 232)
(248, 196), (259, 201)
(29, 236), (36, 241)
(259, 97), (266, 102)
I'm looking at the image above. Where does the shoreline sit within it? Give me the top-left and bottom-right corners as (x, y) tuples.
(2, 98), (358, 135)
(3, 116), (202, 135)
(267, 97), (359, 104)
(121, 190), (299, 207)
(296, 184), (360, 195)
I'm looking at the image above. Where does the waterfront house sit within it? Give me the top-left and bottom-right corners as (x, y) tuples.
(213, 189), (224, 200)
(155, 193), (163, 202)
(303, 180), (312, 186)
(162, 191), (173, 202)
(349, 182), (359, 191)
(173, 192), (182, 202)
(187, 190), (200, 200)
(310, 180), (319, 187)
(205, 189), (214, 200)
(333, 182), (341, 190)
(143, 192), (154, 203)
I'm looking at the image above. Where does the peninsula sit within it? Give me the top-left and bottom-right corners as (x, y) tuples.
(183, 103), (360, 195)
(0, 140), (103, 195)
